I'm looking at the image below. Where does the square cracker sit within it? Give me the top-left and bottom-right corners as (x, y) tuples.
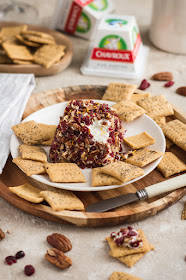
(111, 242), (154, 268)
(101, 161), (144, 183)
(106, 230), (149, 258)
(127, 148), (163, 167)
(109, 271), (143, 280)
(45, 163), (86, 183)
(21, 30), (54, 40)
(131, 90), (151, 104)
(9, 183), (44, 203)
(33, 44), (66, 68)
(137, 95), (174, 118)
(165, 137), (174, 149)
(2, 43), (33, 60)
(153, 116), (166, 126)
(161, 119), (186, 151)
(92, 168), (122, 187)
(40, 189), (84, 211)
(112, 100), (145, 123)
(102, 83), (137, 102)
(13, 59), (35, 65)
(16, 34), (41, 47)
(0, 25), (27, 38)
(19, 144), (47, 163)
(22, 34), (55, 45)
(12, 121), (56, 145)
(123, 132), (156, 149)
(157, 152), (186, 177)
(12, 157), (46, 176)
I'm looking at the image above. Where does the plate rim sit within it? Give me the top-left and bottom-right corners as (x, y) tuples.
(10, 99), (166, 192)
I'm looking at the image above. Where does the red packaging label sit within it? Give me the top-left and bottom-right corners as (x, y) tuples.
(64, 2), (82, 34)
(75, 0), (94, 6)
(91, 34), (141, 63)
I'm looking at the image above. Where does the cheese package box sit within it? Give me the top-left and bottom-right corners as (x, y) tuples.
(81, 14), (149, 79)
(53, 0), (114, 40)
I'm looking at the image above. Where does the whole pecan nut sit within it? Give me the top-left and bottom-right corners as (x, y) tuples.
(0, 229), (5, 240)
(176, 87), (186, 96)
(45, 248), (72, 269)
(47, 233), (72, 253)
(151, 72), (173, 81)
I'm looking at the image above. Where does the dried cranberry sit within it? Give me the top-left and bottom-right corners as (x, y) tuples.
(15, 251), (25, 259)
(131, 241), (140, 248)
(128, 230), (138, 237)
(139, 79), (150, 90)
(128, 226), (133, 230)
(24, 265), (35, 276)
(164, 81), (174, 87)
(5, 256), (17, 265)
(115, 236), (124, 246)
(110, 232), (116, 238)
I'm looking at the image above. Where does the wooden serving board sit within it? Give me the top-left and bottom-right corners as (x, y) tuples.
(0, 22), (73, 76)
(0, 85), (185, 227)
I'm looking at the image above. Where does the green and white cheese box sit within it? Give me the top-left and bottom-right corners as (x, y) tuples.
(81, 14), (149, 79)
(53, 0), (115, 40)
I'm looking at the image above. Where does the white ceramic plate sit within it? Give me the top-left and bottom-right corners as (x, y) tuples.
(10, 100), (166, 192)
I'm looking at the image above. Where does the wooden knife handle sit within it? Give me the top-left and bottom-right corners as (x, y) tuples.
(145, 173), (186, 198)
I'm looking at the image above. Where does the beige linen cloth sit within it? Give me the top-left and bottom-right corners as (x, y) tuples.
(0, 73), (35, 174)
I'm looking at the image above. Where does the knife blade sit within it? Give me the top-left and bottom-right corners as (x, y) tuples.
(86, 173), (186, 213)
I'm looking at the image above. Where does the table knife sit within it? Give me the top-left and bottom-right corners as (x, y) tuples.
(86, 173), (186, 213)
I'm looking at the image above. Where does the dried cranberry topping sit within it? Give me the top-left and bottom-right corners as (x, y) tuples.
(164, 81), (174, 87)
(15, 251), (25, 259)
(131, 241), (140, 248)
(24, 265), (35, 276)
(139, 79), (150, 90)
(128, 226), (133, 230)
(5, 256), (17, 265)
(110, 232), (116, 238)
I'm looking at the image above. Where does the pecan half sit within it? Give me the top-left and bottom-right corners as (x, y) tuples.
(45, 248), (72, 269)
(47, 233), (72, 253)
(151, 72), (173, 81)
(0, 229), (5, 240)
(176, 87), (186, 96)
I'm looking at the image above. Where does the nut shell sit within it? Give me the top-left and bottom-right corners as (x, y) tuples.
(151, 72), (173, 81)
(47, 233), (72, 253)
(45, 248), (72, 269)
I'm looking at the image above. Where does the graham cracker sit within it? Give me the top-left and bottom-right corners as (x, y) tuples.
(101, 161), (144, 183)
(40, 189), (84, 211)
(2, 42), (33, 60)
(16, 34), (41, 47)
(181, 202), (186, 220)
(112, 100), (145, 123)
(153, 116), (166, 126)
(45, 163), (86, 183)
(127, 148), (163, 167)
(137, 95), (174, 118)
(19, 144), (47, 163)
(106, 230), (149, 258)
(123, 132), (156, 149)
(112, 242), (154, 268)
(157, 152), (186, 177)
(161, 119), (186, 151)
(165, 137), (174, 149)
(92, 167), (122, 187)
(12, 157), (46, 176)
(33, 44), (65, 68)
(12, 121), (56, 145)
(9, 183), (44, 203)
(102, 83), (137, 102)
(0, 25), (27, 39)
(22, 34), (55, 45)
(109, 271), (143, 280)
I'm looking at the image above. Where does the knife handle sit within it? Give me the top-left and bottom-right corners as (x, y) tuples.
(144, 173), (186, 198)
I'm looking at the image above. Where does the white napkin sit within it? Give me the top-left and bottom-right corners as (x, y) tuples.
(0, 73), (35, 174)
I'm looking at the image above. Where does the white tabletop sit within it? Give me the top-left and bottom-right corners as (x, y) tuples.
(0, 1), (185, 279)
